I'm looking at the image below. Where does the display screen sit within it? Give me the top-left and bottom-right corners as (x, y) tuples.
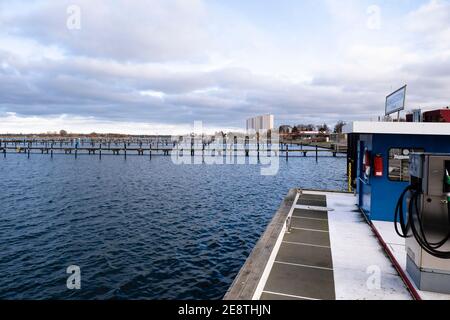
(388, 148), (424, 182)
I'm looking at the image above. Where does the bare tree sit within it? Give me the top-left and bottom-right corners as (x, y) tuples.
(278, 125), (292, 134)
(334, 121), (346, 134)
(317, 123), (330, 133)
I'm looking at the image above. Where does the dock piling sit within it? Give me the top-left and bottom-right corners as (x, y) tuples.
(0, 137), (347, 159)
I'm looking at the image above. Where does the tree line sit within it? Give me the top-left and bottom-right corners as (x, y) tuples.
(279, 121), (346, 134)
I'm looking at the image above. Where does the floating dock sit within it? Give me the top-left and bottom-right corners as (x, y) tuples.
(225, 189), (450, 300)
(0, 138), (346, 159)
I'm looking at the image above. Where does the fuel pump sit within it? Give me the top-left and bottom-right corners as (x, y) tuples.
(394, 153), (450, 293)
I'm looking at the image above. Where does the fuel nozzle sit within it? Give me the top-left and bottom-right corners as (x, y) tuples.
(446, 169), (450, 202)
(445, 162), (450, 203)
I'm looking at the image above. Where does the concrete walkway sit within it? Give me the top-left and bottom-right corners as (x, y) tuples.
(225, 189), (413, 300)
(259, 194), (335, 300)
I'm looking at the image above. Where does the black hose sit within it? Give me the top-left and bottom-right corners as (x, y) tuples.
(395, 186), (450, 259)
(394, 185), (413, 238)
(408, 190), (450, 259)
(414, 192), (450, 249)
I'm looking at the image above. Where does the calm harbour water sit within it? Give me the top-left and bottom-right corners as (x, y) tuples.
(0, 153), (346, 299)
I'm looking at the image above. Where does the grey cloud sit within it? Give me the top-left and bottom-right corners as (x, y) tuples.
(4, 0), (211, 63)
(402, 59), (450, 79)
(2, 48), (448, 128)
(1, 1), (449, 130)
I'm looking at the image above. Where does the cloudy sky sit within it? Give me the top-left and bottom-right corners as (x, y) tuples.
(0, 0), (449, 134)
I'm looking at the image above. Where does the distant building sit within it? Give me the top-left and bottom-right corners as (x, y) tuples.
(406, 108), (450, 123)
(405, 109), (422, 123)
(423, 108), (450, 122)
(246, 114), (274, 133)
(295, 131), (329, 142)
(278, 125), (292, 135)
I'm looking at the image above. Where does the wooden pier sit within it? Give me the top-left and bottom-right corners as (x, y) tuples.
(0, 146), (345, 158)
(0, 138), (346, 160)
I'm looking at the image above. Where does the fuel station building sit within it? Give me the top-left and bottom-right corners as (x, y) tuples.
(344, 121), (450, 222)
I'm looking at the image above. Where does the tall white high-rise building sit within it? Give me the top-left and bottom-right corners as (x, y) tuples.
(246, 114), (274, 133)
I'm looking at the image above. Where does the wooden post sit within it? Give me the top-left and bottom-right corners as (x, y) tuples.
(99, 143), (102, 160)
(315, 145), (318, 162)
(348, 161), (353, 192)
(286, 144), (288, 161)
(124, 143), (127, 159)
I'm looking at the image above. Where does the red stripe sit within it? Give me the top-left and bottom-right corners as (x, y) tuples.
(369, 220), (422, 300)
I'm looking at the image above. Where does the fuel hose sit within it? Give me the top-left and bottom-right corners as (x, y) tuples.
(395, 186), (450, 259)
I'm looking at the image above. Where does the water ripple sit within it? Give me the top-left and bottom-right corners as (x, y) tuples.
(0, 154), (346, 299)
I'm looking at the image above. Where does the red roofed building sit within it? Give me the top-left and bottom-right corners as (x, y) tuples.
(423, 108), (450, 123)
